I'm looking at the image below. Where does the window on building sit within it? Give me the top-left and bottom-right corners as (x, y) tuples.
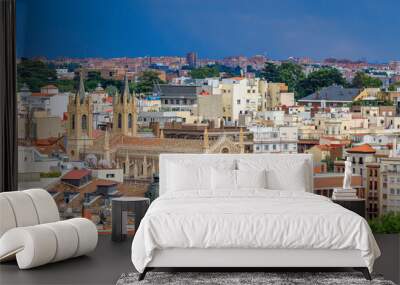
(71, 114), (75, 130)
(237, 99), (241, 104)
(106, 173), (115, 178)
(118, 113), (122, 128)
(128, 113), (132, 128)
(81, 114), (87, 130)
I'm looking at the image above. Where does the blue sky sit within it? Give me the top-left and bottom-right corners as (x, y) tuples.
(17, 0), (400, 62)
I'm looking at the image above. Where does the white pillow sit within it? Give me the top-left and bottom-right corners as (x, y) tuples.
(237, 158), (307, 191)
(266, 161), (306, 191)
(211, 168), (237, 190)
(236, 169), (267, 189)
(167, 163), (211, 192)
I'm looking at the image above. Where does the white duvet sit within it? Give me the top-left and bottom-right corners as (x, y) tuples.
(131, 190), (380, 273)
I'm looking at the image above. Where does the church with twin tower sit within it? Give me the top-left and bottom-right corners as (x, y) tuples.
(66, 71), (137, 161)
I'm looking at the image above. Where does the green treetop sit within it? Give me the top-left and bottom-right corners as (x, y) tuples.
(351, 71), (382, 88)
(189, 66), (220, 79)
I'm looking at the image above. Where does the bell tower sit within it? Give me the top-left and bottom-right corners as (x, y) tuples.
(113, 73), (137, 137)
(67, 71), (94, 160)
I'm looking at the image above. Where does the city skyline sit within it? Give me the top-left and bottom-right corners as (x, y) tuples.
(17, 0), (400, 62)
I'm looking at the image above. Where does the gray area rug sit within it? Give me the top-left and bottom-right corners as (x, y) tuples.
(116, 272), (395, 285)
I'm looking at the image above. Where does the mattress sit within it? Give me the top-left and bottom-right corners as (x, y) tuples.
(131, 190), (380, 273)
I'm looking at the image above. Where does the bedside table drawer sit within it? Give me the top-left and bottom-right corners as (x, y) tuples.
(333, 199), (366, 218)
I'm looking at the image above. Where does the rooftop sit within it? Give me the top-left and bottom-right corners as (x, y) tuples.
(62, 169), (91, 180)
(347, 144), (376, 154)
(299, 85), (360, 102)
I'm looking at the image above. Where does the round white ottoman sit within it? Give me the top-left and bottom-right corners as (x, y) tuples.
(0, 218), (98, 269)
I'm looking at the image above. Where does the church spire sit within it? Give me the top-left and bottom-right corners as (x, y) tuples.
(76, 70), (86, 103)
(122, 73), (130, 103)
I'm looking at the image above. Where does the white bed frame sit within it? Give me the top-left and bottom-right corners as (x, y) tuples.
(140, 154), (370, 280)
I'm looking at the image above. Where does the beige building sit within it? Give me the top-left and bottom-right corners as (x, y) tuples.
(380, 157), (400, 214)
(91, 168), (124, 183)
(18, 110), (64, 141)
(112, 74), (138, 137)
(280, 92), (295, 107)
(266, 83), (289, 110)
(220, 77), (262, 125)
(345, 144), (377, 187)
(306, 144), (343, 165)
(250, 125), (298, 153)
(67, 72), (94, 160)
(197, 93), (223, 124)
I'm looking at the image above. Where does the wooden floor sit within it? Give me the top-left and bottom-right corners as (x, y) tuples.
(0, 235), (134, 285)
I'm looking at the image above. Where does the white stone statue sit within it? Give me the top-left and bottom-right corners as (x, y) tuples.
(343, 157), (352, 190)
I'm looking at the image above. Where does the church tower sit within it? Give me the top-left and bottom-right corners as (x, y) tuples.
(67, 71), (94, 160)
(113, 73), (137, 136)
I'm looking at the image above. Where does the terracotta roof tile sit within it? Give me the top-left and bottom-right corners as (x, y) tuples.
(347, 144), (376, 154)
(62, 169), (91, 180)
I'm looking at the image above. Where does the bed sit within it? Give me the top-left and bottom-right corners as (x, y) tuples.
(131, 154), (380, 281)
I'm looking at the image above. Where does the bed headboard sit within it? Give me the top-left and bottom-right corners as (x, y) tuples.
(159, 153), (313, 196)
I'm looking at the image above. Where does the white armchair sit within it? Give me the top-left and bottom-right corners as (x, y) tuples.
(0, 189), (98, 269)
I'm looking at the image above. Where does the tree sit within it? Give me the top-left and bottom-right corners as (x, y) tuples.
(388, 82), (400, 91)
(352, 72), (382, 88)
(277, 62), (305, 93)
(260, 62), (305, 95)
(296, 68), (347, 99)
(105, 85), (118, 96)
(189, 66), (219, 79)
(17, 59), (57, 91)
(136, 70), (165, 95)
(259, 62), (280, 82)
(56, 79), (75, 92)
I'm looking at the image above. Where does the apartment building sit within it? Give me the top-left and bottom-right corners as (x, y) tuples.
(266, 82), (292, 110)
(380, 157), (400, 214)
(220, 77), (263, 125)
(250, 125), (298, 153)
(345, 144), (377, 187)
(366, 163), (380, 219)
(157, 84), (212, 113)
(257, 110), (285, 126)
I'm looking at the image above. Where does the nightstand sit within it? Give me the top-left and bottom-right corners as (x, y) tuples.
(332, 198), (366, 218)
(111, 197), (150, 242)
